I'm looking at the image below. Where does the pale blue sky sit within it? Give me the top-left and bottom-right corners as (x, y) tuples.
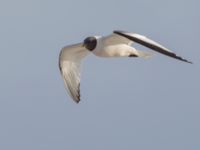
(0, 0), (200, 149)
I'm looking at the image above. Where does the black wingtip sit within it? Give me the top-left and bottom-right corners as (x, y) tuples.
(183, 60), (193, 64)
(114, 30), (193, 64)
(74, 99), (80, 104)
(186, 61), (193, 64)
(73, 95), (80, 103)
(175, 55), (193, 64)
(76, 95), (80, 104)
(75, 83), (81, 104)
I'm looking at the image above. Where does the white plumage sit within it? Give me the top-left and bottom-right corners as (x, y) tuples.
(59, 30), (192, 103)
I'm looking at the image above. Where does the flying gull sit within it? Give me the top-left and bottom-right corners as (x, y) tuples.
(59, 30), (192, 103)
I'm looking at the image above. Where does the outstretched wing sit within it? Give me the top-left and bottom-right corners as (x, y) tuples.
(59, 43), (90, 103)
(114, 30), (192, 64)
(102, 32), (133, 46)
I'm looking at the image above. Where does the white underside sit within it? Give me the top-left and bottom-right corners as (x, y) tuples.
(92, 42), (152, 59)
(59, 31), (190, 103)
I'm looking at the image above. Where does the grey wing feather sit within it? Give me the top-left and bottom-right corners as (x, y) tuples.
(59, 43), (90, 103)
(102, 33), (133, 46)
(114, 30), (192, 64)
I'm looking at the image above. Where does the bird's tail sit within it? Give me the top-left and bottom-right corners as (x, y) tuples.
(136, 50), (153, 59)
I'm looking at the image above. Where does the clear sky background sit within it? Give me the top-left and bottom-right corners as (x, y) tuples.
(0, 0), (199, 149)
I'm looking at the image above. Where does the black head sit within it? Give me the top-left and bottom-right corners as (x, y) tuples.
(83, 36), (97, 51)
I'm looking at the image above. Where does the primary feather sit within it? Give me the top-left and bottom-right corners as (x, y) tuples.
(59, 43), (90, 103)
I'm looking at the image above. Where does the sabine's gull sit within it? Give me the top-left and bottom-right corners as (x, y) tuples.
(59, 30), (192, 103)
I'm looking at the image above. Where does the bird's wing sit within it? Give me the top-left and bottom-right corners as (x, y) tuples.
(102, 32), (133, 46)
(59, 43), (90, 103)
(113, 30), (192, 64)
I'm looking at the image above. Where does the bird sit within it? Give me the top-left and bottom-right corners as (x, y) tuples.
(59, 30), (192, 103)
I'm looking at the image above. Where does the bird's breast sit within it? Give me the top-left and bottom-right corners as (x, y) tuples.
(93, 44), (132, 57)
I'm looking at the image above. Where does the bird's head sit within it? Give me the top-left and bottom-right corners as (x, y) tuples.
(83, 36), (97, 51)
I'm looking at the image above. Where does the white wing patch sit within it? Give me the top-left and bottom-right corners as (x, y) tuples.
(60, 61), (81, 102)
(126, 32), (173, 53)
(102, 33), (133, 46)
(59, 43), (90, 103)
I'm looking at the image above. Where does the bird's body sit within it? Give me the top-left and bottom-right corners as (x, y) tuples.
(59, 30), (192, 103)
(94, 43), (135, 57)
(92, 35), (129, 57)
